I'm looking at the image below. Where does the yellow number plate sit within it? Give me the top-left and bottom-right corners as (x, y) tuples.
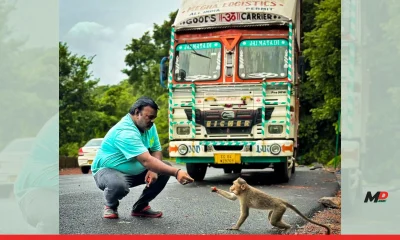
(214, 153), (241, 164)
(88, 160), (93, 164)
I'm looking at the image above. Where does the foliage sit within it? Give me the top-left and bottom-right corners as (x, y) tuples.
(298, 0), (341, 164)
(59, 42), (102, 156)
(326, 155), (341, 168)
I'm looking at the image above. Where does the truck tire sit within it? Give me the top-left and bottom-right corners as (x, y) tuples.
(292, 148), (297, 174)
(223, 168), (232, 174)
(186, 163), (207, 181)
(274, 161), (291, 183)
(81, 166), (90, 174)
(233, 167), (242, 174)
(291, 159), (296, 174)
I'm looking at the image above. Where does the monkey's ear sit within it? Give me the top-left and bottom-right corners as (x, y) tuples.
(240, 184), (247, 191)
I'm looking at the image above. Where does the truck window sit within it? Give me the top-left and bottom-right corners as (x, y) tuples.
(238, 39), (288, 79)
(174, 41), (221, 81)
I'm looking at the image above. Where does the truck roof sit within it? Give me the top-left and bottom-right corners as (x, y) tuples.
(173, 0), (298, 31)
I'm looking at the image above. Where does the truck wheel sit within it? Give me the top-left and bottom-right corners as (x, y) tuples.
(223, 168), (232, 173)
(291, 159), (296, 174)
(292, 148), (297, 174)
(233, 168), (242, 174)
(186, 163), (207, 181)
(81, 166), (90, 174)
(274, 161), (291, 183)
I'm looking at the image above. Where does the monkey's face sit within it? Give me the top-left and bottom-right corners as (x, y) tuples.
(229, 180), (242, 195)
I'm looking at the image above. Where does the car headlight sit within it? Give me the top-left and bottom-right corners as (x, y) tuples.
(270, 144), (281, 155)
(268, 125), (283, 134)
(177, 127), (190, 135)
(178, 144), (188, 155)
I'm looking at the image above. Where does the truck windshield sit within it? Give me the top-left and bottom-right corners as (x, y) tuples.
(174, 41), (221, 81)
(238, 39), (288, 79)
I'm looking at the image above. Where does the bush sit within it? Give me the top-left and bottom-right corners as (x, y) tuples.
(59, 142), (80, 157)
(327, 155), (341, 168)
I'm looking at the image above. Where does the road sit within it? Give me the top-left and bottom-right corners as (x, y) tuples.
(60, 162), (339, 234)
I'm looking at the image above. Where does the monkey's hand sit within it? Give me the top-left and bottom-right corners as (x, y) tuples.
(211, 186), (218, 192)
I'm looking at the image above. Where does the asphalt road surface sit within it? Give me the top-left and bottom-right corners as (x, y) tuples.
(60, 162), (338, 234)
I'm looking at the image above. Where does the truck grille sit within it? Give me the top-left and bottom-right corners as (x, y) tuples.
(184, 108), (275, 135)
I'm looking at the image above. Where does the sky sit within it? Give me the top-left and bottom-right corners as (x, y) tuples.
(59, 0), (180, 85)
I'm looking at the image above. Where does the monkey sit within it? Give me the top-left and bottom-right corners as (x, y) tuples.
(211, 177), (331, 235)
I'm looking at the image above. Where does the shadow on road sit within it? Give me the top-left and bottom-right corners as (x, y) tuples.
(190, 169), (296, 187)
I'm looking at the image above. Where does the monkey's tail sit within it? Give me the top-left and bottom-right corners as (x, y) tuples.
(284, 202), (331, 235)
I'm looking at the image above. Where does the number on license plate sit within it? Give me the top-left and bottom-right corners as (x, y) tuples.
(214, 153), (241, 164)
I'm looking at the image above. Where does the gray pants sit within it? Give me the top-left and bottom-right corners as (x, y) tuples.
(18, 188), (59, 234)
(93, 161), (171, 212)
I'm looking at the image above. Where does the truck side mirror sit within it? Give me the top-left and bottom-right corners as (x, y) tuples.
(159, 57), (169, 88)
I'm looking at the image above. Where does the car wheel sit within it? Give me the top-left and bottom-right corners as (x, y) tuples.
(81, 166), (90, 174)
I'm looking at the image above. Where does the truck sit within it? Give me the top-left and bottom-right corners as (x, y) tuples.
(160, 0), (303, 182)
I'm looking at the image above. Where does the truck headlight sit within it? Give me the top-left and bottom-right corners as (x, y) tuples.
(270, 144), (281, 155)
(178, 144), (188, 155)
(177, 127), (190, 135)
(268, 125), (283, 134)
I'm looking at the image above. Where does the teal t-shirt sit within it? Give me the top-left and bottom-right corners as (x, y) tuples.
(91, 113), (162, 176)
(14, 112), (59, 201)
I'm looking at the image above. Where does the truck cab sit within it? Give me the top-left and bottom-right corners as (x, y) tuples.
(160, 0), (302, 182)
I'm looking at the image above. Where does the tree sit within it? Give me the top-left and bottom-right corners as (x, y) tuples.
(97, 80), (134, 122)
(298, 0), (341, 163)
(59, 42), (102, 156)
(303, 0), (341, 121)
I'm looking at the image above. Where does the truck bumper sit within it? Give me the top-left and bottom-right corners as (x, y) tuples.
(169, 140), (293, 164)
(176, 156), (286, 164)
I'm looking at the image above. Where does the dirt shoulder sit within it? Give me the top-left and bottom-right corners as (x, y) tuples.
(59, 168), (85, 175)
(294, 167), (341, 235)
(294, 189), (341, 235)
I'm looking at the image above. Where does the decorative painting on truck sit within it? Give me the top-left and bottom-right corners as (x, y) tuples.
(174, 0), (295, 30)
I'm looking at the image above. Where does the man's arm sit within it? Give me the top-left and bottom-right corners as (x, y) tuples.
(115, 128), (193, 184)
(136, 151), (177, 177)
(151, 151), (163, 161)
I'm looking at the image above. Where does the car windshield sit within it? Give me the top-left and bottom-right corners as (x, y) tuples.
(174, 41), (221, 81)
(84, 139), (103, 147)
(238, 39), (288, 79)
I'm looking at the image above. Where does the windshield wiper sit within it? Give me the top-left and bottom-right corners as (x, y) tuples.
(185, 41), (210, 59)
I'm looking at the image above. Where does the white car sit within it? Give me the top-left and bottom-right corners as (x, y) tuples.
(0, 138), (36, 197)
(78, 138), (103, 174)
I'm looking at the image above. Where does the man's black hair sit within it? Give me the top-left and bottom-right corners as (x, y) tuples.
(129, 96), (159, 115)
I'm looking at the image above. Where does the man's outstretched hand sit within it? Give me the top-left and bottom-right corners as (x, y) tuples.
(176, 170), (194, 185)
(145, 171), (158, 187)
